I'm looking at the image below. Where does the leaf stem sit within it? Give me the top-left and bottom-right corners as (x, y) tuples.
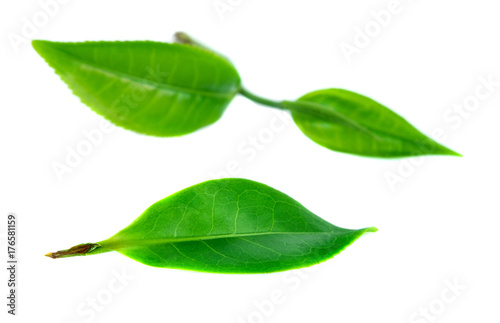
(239, 87), (379, 139)
(238, 87), (283, 109)
(45, 243), (110, 259)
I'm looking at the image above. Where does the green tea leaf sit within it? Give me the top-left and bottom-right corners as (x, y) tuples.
(290, 89), (460, 158)
(45, 179), (376, 274)
(32, 40), (241, 136)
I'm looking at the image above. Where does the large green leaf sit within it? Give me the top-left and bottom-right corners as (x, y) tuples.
(45, 178), (376, 274)
(290, 89), (460, 158)
(32, 40), (241, 136)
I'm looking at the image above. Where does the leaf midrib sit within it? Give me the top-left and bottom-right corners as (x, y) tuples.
(296, 106), (439, 150)
(102, 230), (343, 251)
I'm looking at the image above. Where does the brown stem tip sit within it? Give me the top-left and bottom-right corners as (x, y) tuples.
(173, 32), (192, 45)
(45, 243), (99, 259)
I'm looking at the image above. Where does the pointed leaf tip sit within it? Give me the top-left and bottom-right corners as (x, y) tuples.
(31, 39), (52, 55)
(443, 147), (462, 157)
(365, 227), (378, 233)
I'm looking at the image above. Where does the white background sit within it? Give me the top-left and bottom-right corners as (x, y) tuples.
(1, 0), (499, 322)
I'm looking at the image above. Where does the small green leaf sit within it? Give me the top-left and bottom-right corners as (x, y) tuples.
(32, 40), (241, 136)
(291, 89), (460, 158)
(45, 179), (376, 274)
